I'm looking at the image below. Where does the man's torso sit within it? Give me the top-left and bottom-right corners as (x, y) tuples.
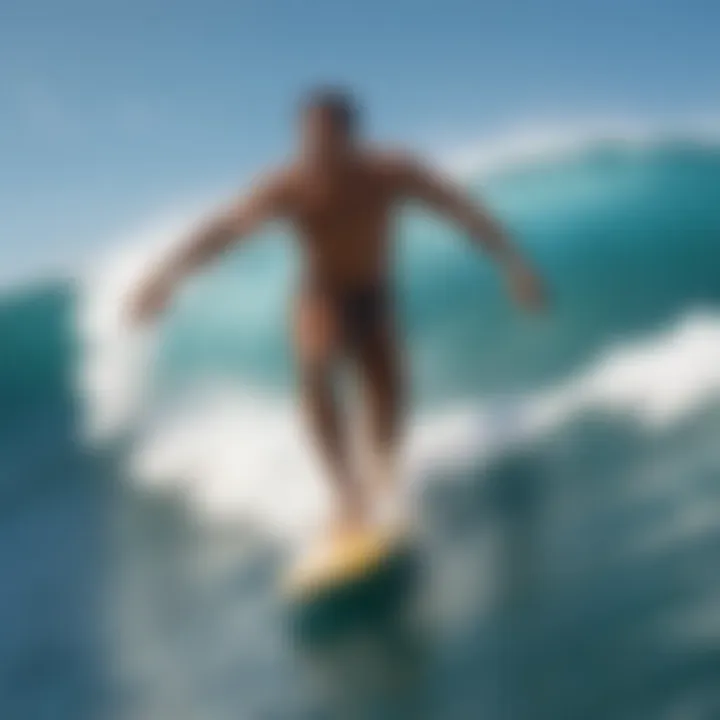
(283, 151), (403, 288)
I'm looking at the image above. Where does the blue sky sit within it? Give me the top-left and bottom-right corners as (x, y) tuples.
(1, 0), (717, 281)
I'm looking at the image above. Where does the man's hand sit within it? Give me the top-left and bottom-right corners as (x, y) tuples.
(505, 261), (547, 313)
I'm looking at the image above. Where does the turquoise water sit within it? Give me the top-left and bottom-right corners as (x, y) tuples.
(2, 140), (720, 718)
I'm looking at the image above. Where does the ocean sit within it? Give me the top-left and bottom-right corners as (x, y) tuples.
(2, 135), (720, 719)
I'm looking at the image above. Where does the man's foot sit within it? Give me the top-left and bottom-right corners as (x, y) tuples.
(326, 483), (370, 541)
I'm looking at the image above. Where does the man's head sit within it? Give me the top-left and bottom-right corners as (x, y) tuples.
(298, 87), (359, 163)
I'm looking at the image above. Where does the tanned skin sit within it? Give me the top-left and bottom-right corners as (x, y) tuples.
(130, 95), (547, 535)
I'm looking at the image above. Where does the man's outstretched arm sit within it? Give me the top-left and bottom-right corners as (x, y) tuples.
(129, 171), (291, 323)
(394, 155), (547, 311)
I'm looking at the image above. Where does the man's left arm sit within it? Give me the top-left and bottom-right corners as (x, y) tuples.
(393, 155), (547, 312)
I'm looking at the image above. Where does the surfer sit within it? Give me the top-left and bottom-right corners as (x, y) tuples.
(130, 87), (546, 534)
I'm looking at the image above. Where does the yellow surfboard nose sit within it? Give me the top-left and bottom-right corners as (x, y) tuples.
(283, 525), (407, 598)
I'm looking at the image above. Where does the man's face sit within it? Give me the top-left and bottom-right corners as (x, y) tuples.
(300, 106), (351, 164)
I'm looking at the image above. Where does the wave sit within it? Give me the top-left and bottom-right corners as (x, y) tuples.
(77, 133), (720, 427)
(4, 122), (720, 720)
(4, 126), (720, 539)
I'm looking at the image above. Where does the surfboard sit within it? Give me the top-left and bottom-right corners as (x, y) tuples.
(283, 523), (419, 643)
(283, 524), (408, 599)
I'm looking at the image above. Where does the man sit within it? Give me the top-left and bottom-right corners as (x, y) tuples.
(130, 88), (546, 534)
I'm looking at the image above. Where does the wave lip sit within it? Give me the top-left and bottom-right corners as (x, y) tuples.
(439, 117), (720, 178)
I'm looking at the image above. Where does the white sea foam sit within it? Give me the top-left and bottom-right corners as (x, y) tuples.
(76, 201), (231, 440)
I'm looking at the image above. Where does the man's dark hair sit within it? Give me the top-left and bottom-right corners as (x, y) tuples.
(300, 86), (359, 135)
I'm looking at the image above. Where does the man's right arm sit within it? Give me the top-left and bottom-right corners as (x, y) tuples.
(129, 170), (292, 323)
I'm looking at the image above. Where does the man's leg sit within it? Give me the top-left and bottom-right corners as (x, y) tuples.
(294, 292), (366, 530)
(353, 322), (404, 511)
